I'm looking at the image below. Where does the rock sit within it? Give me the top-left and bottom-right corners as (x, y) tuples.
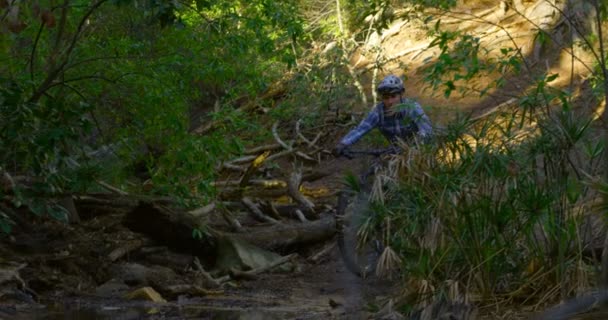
(108, 263), (178, 287)
(124, 287), (166, 303)
(95, 278), (129, 297)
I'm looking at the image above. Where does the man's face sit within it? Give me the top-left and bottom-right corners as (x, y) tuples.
(381, 92), (401, 108)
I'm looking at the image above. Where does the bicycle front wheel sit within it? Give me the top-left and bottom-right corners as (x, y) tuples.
(336, 190), (381, 278)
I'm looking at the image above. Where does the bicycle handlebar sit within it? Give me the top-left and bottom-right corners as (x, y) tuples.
(341, 147), (399, 159)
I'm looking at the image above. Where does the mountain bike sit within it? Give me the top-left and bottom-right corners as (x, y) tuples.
(335, 147), (397, 278)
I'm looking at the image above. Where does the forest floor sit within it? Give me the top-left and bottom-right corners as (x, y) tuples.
(0, 133), (522, 320)
(0, 163), (406, 320)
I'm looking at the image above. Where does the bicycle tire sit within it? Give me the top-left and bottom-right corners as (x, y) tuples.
(336, 190), (382, 278)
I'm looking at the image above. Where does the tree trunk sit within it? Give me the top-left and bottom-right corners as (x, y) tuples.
(122, 202), (336, 259)
(235, 215), (336, 251)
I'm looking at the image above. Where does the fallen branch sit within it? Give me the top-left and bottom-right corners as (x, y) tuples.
(295, 119), (321, 148)
(235, 214), (336, 250)
(212, 179), (287, 188)
(96, 180), (129, 196)
(272, 121), (294, 150)
(308, 242), (336, 263)
(264, 148), (297, 163)
(471, 98), (517, 121)
(295, 151), (317, 162)
(193, 257), (222, 288)
(108, 239), (147, 262)
(220, 208), (244, 232)
(288, 170), (315, 212)
(294, 209), (308, 222)
(241, 197), (279, 224)
(188, 202), (216, 217)
(262, 200), (282, 220)
(227, 155), (258, 165)
(228, 253), (297, 280)
(240, 151), (271, 187)
(259, 202), (320, 221)
(244, 143), (282, 155)
(220, 162), (247, 172)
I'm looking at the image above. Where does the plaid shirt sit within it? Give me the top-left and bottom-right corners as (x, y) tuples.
(340, 98), (432, 146)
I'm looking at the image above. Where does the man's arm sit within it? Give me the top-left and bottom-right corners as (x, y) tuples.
(339, 110), (379, 146)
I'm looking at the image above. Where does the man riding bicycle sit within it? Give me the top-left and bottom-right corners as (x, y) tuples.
(333, 74), (433, 157)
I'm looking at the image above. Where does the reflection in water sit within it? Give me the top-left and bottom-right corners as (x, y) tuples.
(13, 301), (291, 320)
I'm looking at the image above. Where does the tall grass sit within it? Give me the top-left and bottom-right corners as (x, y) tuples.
(370, 82), (605, 312)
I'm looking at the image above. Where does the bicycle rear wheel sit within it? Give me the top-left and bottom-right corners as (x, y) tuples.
(336, 190), (382, 278)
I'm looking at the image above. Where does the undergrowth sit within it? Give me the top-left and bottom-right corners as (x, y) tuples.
(361, 79), (606, 312)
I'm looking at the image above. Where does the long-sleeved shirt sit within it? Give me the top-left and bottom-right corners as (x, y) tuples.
(339, 98), (432, 146)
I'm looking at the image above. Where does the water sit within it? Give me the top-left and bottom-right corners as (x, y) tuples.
(3, 299), (295, 320)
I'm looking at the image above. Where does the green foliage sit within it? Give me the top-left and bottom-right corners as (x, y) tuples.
(365, 77), (603, 304)
(402, 0), (457, 10)
(0, 0), (307, 212)
(0, 211), (15, 234)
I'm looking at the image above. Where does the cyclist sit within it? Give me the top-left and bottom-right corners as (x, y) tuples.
(333, 74), (433, 157)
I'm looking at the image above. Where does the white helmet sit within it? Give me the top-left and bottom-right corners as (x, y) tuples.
(377, 75), (404, 94)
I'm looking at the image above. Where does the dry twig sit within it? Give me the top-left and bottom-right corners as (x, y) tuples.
(241, 197), (280, 224)
(288, 170), (315, 212)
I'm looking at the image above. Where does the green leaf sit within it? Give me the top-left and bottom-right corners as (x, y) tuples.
(546, 74), (558, 82)
(192, 228), (204, 239)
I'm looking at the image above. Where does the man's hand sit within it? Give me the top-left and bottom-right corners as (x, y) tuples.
(332, 143), (347, 157)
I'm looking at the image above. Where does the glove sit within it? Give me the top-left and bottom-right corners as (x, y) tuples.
(333, 143), (347, 157)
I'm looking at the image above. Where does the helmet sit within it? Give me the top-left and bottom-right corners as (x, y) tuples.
(377, 75), (404, 94)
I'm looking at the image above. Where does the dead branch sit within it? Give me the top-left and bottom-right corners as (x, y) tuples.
(74, 195), (139, 208)
(295, 151), (316, 162)
(228, 253), (297, 281)
(265, 148), (297, 162)
(220, 162), (247, 172)
(272, 121), (294, 150)
(193, 257), (222, 288)
(214, 167), (328, 189)
(97, 180), (129, 196)
(220, 208), (244, 232)
(235, 214), (336, 250)
(308, 242), (336, 263)
(263, 200), (282, 220)
(108, 239), (147, 262)
(244, 143), (282, 155)
(288, 170), (315, 212)
(188, 202), (216, 217)
(241, 197), (279, 224)
(471, 98), (518, 121)
(240, 151), (271, 187)
(0, 167), (15, 193)
(296, 119), (316, 147)
(227, 155), (258, 165)
(309, 131), (324, 147)
(212, 179), (287, 188)
(294, 209), (308, 222)
(258, 202), (320, 221)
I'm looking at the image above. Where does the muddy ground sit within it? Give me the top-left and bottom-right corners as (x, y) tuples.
(0, 209), (404, 318)
(0, 149), (416, 320)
